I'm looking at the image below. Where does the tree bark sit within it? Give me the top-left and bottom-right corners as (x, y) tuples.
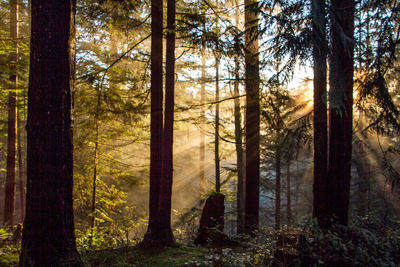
(142, 0), (165, 246)
(294, 162), (300, 221)
(4, 0), (18, 226)
(275, 149), (281, 230)
(17, 106), (24, 223)
(19, 0), (82, 265)
(328, 0), (355, 226)
(215, 56), (220, 192)
(199, 54), (206, 198)
(287, 160), (291, 224)
(89, 84), (101, 244)
(213, 0), (221, 193)
(234, 55), (245, 234)
(158, 0), (176, 245)
(311, 0), (329, 227)
(244, 0), (260, 234)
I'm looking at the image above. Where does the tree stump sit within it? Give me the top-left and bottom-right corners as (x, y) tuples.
(195, 193), (225, 245)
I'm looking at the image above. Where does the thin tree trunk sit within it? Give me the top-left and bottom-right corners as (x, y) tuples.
(365, 11), (371, 67)
(354, 154), (368, 216)
(233, 0), (245, 235)
(287, 160), (292, 224)
(244, 0), (260, 234)
(215, 56), (220, 192)
(19, 0), (82, 264)
(89, 85), (101, 243)
(234, 58), (244, 232)
(214, 0), (221, 193)
(4, 0), (18, 226)
(275, 149), (281, 230)
(295, 161), (300, 221)
(158, 0), (176, 245)
(17, 106), (24, 223)
(88, 24), (120, 239)
(311, 0), (328, 227)
(90, 144), (97, 231)
(328, 0), (355, 226)
(199, 54), (206, 198)
(143, 0), (164, 245)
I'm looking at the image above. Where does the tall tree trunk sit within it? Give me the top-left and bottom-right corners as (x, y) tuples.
(143, 0), (164, 245)
(17, 106), (24, 223)
(89, 85), (101, 244)
(287, 160), (291, 224)
(294, 162), (300, 221)
(244, 0), (260, 234)
(88, 26), (120, 240)
(158, 0), (176, 245)
(275, 149), (281, 230)
(4, 0), (18, 226)
(215, 56), (220, 192)
(234, 0), (245, 235)
(353, 152), (368, 216)
(199, 54), (206, 198)
(234, 55), (245, 233)
(19, 0), (82, 265)
(214, 0), (221, 193)
(311, 0), (329, 227)
(328, 0), (355, 226)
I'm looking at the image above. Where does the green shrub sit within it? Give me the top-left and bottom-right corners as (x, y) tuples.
(291, 219), (400, 266)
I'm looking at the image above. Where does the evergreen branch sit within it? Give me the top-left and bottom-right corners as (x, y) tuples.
(176, 94), (246, 111)
(77, 33), (152, 81)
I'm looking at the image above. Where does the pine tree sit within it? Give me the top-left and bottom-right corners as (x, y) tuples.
(233, 0), (245, 234)
(311, 0), (329, 227)
(244, 0), (260, 234)
(328, 0), (355, 226)
(3, 0), (18, 226)
(19, 0), (82, 265)
(143, 0), (164, 246)
(159, 0), (176, 245)
(143, 0), (175, 246)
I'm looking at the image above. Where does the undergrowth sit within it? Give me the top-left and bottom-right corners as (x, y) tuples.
(1, 216), (399, 266)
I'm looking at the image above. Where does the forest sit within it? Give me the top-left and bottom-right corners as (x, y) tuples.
(0, 0), (400, 266)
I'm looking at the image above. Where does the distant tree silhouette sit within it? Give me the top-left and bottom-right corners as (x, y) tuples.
(4, 0), (18, 226)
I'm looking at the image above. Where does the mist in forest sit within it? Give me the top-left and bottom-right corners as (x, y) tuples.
(1, 0), (400, 265)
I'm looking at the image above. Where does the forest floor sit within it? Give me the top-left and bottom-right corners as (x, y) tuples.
(0, 244), (257, 267)
(81, 245), (212, 266)
(1, 220), (400, 266)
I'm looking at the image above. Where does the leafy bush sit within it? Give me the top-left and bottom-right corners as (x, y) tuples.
(0, 226), (11, 241)
(277, 218), (400, 266)
(0, 226), (19, 266)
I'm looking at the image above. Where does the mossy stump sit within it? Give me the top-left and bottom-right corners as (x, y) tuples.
(194, 193), (225, 245)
